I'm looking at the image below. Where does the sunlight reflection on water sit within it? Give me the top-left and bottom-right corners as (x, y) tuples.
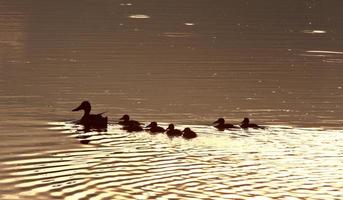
(1, 1), (343, 199)
(1, 122), (342, 199)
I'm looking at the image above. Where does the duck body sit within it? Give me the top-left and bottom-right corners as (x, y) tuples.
(72, 101), (107, 129)
(118, 115), (143, 132)
(122, 121), (143, 132)
(146, 122), (165, 134)
(166, 124), (183, 138)
(119, 114), (141, 126)
(240, 118), (264, 129)
(79, 113), (108, 127)
(182, 128), (197, 139)
(213, 118), (239, 131)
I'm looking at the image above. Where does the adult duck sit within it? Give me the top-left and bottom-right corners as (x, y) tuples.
(213, 118), (239, 130)
(166, 124), (183, 138)
(72, 101), (107, 128)
(146, 122), (165, 134)
(182, 127), (197, 139)
(240, 118), (264, 129)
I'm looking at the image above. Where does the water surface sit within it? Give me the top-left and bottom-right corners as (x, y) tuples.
(1, 1), (343, 199)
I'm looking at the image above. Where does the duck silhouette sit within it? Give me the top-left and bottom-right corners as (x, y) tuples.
(166, 124), (183, 138)
(118, 115), (143, 132)
(213, 118), (239, 130)
(182, 127), (197, 139)
(240, 118), (264, 129)
(119, 114), (141, 126)
(122, 122), (143, 132)
(72, 101), (107, 129)
(146, 122), (165, 134)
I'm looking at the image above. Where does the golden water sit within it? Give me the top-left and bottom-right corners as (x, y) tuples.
(1, 123), (343, 199)
(1, 1), (343, 199)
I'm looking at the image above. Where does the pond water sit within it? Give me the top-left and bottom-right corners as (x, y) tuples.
(0, 1), (342, 199)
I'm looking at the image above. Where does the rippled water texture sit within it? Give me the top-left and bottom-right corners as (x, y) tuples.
(1, 1), (343, 199)
(1, 123), (343, 199)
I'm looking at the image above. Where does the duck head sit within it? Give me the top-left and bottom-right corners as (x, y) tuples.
(146, 121), (157, 128)
(213, 118), (225, 125)
(183, 127), (191, 133)
(242, 118), (249, 124)
(120, 114), (130, 122)
(167, 124), (175, 131)
(72, 101), (91, 115)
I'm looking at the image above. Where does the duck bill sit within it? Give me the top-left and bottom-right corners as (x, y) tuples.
(72, 105), (82, 111)
(119, 116), (125, 120)
(146, 123), (152, 128)
(213, 120), (219, 124)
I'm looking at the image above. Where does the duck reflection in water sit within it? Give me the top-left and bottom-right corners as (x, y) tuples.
(182, 127), (197, 139)
(213, 118), (239, 131)
(146, 121), (165, 134)
(72, 101), (108, 132)
(166, 124), (183, 138)
(240, 118), (265, 129)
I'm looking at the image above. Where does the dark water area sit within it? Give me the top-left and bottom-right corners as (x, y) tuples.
(1, 1), (343, 199)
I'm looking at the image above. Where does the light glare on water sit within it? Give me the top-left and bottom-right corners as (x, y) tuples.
(1, 123), (343, 199)
(0, 1), (343, 199)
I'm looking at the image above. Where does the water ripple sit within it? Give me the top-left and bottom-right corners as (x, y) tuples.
(1, 122), (343, 199)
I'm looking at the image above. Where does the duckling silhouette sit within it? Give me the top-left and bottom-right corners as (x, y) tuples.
(122, 121), (143, 132)
(240, 118), (264, 129)
(213, 118), (239, 130)
(182, 127), (197, 139)
(166, 124), (183, 138)
(119, 114), (141, 126)
(146, 122), (165, 134)
(72, 101), (107, 129)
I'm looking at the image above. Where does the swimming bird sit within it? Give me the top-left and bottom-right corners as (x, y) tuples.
(118, 114), (141, 126)
(146, 121), (165, 134)
(182, 127), (197, 139)
(166, 124), (183, 138)
(213, 118), (239, 130)
(240, 118), (264, 129)
(122, 121), (144, 132)
(72, 101), (107, 128)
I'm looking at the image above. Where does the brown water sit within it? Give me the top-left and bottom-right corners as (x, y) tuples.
(1, 1), (343, 199)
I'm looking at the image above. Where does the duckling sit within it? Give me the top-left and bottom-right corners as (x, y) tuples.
(213, 118), (239, 130)
(182, 127), (197, 139)
(72, 101), (107, 128)
(146, 121), (165, 134)
(119, 114), (141, 126)
(122, 121), (143, 132)
(166, 124), (183, 138)
(240, 118), (264, 129)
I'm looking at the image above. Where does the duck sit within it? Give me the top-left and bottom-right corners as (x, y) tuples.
(166, 124), (183, 138)
(213, 118), (239, 130)
(72, 101), (107, 128)
(118, 114), (141, 126)
(122, 121), (144, 132)
(182, 127), (197, 139)
(146, 121), (165, 134)
(240, 118), (264, 129)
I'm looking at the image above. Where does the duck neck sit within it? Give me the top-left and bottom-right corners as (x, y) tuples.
(83, 108), (91, 117)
